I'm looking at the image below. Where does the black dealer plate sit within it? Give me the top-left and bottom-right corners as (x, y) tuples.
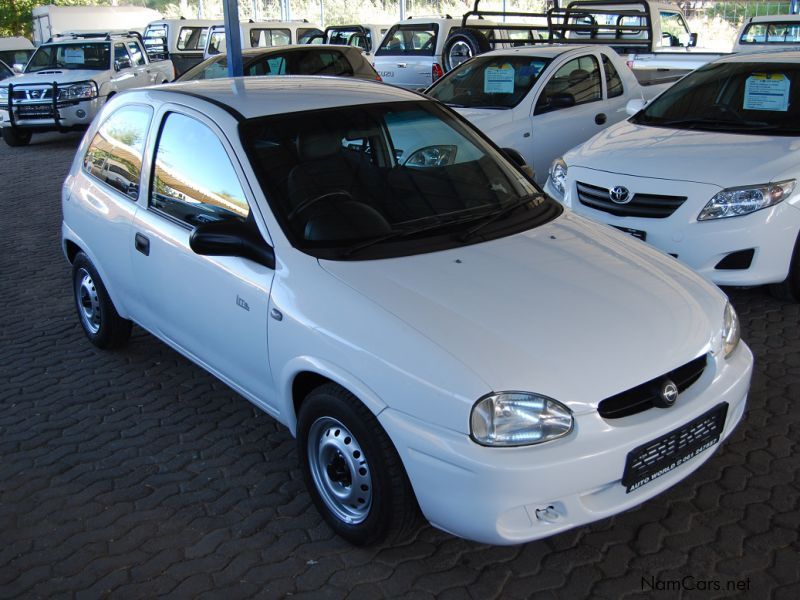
(613, 225), (647, 241)
(622, 403), (728, 493)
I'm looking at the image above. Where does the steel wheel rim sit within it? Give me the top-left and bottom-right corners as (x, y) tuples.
(448, 40), (472, 69)
(307, 416), (373, 524)
(76, 268), (101, 335)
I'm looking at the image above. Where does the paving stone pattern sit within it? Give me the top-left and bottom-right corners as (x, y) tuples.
(0, 132), (798, 599)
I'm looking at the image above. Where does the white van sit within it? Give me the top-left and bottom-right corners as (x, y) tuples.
(203, 21), (324, 60)
(143, 19), (222, 76)
(32, 5), (161, 46)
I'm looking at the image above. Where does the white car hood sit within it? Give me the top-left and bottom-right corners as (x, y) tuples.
(5, 70), (102, 86)
(321, 211), (723, 414)
(569, 121), (800, 187)
(452, 106), (514, 128)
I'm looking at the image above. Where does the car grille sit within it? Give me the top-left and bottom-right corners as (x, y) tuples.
(576, 181), (687, 218)
(622, 402), (728, 490)
(598, 354), (707, 419)
(11, 89), (54, 101)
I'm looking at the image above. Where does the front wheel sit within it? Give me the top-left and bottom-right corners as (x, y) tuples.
(297, 383), (419, 545)
(769, 234), (800, 302)
(72, 252), (132, 348)
(2, 128), (32, 147)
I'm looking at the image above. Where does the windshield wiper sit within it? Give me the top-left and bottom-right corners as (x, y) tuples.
(660, 116), (770, 129)
(458, 195), (542, 242)
(343, 214), (483, 257)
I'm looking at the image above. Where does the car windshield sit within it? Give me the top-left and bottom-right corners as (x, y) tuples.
(26, 42), (110, 72)
(427, 55), (551, 109)
(240, 101), (560, 260)
(631, 61), (800, 135)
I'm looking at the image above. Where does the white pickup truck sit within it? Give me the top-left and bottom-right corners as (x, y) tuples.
(0, 32), (174, 147)
(426, 44), (672, 184)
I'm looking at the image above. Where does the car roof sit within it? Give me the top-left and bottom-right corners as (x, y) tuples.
(714, 50), (800, 63)
(746, 14), (800, 24)
(152, 76), (422, 119)
(478, 44), (594, 59)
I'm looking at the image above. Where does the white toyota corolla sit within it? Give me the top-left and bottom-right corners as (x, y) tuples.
(61, 77), (752, 546)
(545, 51), (800, 302)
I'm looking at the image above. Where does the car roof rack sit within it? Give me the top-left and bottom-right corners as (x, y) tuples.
(47, 30), (142, 43)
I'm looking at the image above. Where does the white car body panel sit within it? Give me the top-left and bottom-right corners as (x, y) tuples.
(61, 78), (752, 545)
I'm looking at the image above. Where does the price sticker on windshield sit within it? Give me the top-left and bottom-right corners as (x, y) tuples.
(63, 48), (85, 64)
(484, 64), (515, 94)
(743, 73), (790, 112)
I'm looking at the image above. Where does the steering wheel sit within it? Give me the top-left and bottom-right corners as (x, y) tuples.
(288, 190), (357, 220)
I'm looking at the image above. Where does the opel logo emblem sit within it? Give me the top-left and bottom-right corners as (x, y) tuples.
(654, 380), (679, 408)
(609, 186), (631, 204)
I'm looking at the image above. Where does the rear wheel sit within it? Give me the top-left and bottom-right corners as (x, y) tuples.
(297, 383), (419, 545)
(72, 252), (132, 348)
(769, 234), (800, 302)
(2, 128), (32, 147)
(443, 28), (491, 72)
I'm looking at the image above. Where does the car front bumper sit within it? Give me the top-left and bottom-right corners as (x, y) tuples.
(380, 343), (752, 545)
(0, 97), (102, 130)
(546, 169), (800, 287)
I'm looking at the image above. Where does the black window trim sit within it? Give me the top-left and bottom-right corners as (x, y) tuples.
(82, 103), (154, 203)
(601, 52), (625, 99)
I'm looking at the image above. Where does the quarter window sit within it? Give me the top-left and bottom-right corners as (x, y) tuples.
(83, 105), (153, 199)
(127, 42), (146, 66)
(150, 112), (249, 225)
(602, 55), (624, 98)
(177, 27), (208, 51)
(114, 43), (130, 67)
(535, 55), (602, 114)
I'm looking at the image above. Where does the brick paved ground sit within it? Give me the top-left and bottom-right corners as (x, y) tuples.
(0, 131), (798, 599)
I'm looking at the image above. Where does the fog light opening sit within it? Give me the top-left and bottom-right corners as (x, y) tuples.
(76, 109), (87, 119)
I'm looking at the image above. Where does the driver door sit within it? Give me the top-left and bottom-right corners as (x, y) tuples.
(130, 107), (276, 405)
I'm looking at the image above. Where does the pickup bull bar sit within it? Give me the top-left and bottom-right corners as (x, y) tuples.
(5, 80), (96, 129)
(459, 0), (655, 52)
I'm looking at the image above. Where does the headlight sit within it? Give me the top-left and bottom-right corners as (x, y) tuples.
(698, 180), (795, 221)
(470, 392), (573, 447)
(722, 302), (740, 359)
(58, 82), (98, 100)
(548, 158), (568, 198)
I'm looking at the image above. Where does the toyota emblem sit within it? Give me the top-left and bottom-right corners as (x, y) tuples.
(609, 186), (631, 204)
(654, 380), (679, 408)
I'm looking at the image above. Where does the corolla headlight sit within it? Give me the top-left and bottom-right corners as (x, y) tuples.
(722, 302), (740, 359)
(698, 180), (795, 221)
(548, 157), (568, 198)
(58, 82), (98, 100)
(470, 392), (573, 447)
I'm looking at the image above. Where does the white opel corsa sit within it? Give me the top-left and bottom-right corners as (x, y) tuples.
(545, 51), (800, 302)
(61, 77), (752, 546)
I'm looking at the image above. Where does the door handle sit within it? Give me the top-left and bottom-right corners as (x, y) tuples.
(595, 113), (607, 125)
(135, 233), (150, 256)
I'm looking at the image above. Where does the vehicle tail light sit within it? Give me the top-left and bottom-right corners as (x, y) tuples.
(432, 62), (444, 82)
(375, 72), (382, 82)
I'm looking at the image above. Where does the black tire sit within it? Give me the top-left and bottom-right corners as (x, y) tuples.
(769, 234), (800, 302)
(443, 28), (491, 72)
(297, 383), (419, 545)
(2, 128), (32, 147)
(72, 252), (132, 348)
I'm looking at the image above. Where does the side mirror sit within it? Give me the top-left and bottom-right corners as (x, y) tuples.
(549, 92), (576, 109)
(114, 58), (132, 71)
(501, 147), (535, 180)
(190, 220), (275, 269)
(688, 32), (698, 47)
(13, 63), (24, 74)
(626, 98), (647, 116)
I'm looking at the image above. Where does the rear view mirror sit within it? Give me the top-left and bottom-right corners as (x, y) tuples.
(12, 63), (24, 74)
(549, 93), (576, 109)
(501, 147), (535, 181)
(114, 57), (132, 71)
(626, 98), (647, 116)
(688, 32), (698, 47)
(190, 220), (275, 269)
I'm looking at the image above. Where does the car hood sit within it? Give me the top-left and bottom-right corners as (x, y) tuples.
(452, 106), (514, 127)
(4, 70), (102, 86)
(320, 211), (724, 414)
(567, 120), (800, 186)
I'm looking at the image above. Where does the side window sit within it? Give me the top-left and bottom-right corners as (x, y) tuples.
(150, 113), (249, 225)
(177, 27), (206, 51)
(271, 29), (291, 46)
(247, 55), (287, 76)
(602, 54), (624, 98)
(127, 42), (145, 66)
(114, 43), (131, 68)
(660, 12), (690, 47)
(535, 55), (602, 114)
(83, 105), (153, 199)
(295, 51), (353, 77)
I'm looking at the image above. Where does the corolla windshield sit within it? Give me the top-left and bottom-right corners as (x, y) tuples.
(631, 61), (800, 135)
(240, 100), (560, 259)
(427, 55), (551, 109)
(26, 43), (111, 72)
